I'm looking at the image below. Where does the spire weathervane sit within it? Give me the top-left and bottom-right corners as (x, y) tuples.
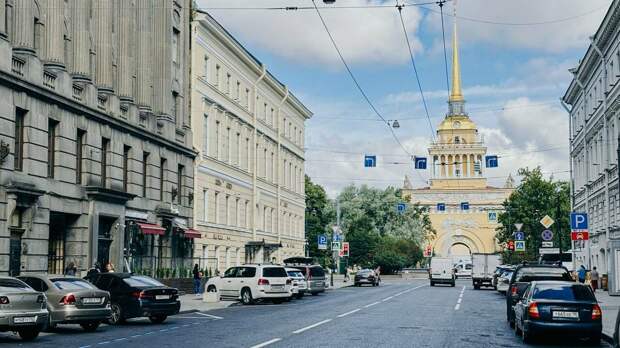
(448, 0), (465, 115)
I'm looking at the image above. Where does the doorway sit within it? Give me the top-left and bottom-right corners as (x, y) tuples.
(97, 216), (117, 268)
(9, 230), (22, 276)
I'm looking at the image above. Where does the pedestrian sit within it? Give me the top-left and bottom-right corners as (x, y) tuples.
(192, 264), (201, 296)
(105, 262), (115, 273)
(578, 265), (587, 283)
(591, 266), (600, 292)
(64, 261), (77, 276)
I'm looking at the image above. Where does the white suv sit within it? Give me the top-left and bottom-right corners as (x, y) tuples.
(205, 264), (292, 305)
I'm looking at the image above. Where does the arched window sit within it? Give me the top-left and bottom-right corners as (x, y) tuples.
(454, 136), (460, 144)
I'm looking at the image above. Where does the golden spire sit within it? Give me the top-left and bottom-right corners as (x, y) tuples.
(449, 1), (464, 103)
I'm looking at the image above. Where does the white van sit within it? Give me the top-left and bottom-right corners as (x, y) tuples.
(429, 257), (455, 287)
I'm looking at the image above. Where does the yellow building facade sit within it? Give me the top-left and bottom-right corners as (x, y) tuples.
(402, 12), (513, 257)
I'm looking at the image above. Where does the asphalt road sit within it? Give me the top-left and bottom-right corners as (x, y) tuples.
(0, 279), (612, 347)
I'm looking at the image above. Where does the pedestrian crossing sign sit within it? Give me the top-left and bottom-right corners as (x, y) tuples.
(515, 240), (525, 252)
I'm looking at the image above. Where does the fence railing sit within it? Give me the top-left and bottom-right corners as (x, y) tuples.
(127, 256), (219, 279)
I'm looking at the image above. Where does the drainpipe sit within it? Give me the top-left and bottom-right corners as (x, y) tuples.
(252, 65), (267, 261)
(276, 86), (289, 263)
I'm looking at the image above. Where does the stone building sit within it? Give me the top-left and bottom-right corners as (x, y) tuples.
(402, 11), (513, 259)
(0, 0), (196, 276)
(563, 0), (620, 294)
(191, 13), (312, 274)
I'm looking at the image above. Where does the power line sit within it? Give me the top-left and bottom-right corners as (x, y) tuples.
(200, 1), (440, 11)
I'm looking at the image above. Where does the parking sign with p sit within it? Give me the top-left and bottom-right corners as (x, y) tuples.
(570, 213), (588, 232)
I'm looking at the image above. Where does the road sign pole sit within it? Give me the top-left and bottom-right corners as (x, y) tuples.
(556, 192), (562, 259)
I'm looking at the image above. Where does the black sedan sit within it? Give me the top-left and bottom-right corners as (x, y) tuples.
(514, 281), (602, 344)
(86, 273), (180, 325)
(354, 269), (380, 287)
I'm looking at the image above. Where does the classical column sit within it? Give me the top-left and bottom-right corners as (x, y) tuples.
(43, 0), (65, 69)
(0, 0), (6, 39)
(12, 0), (34, 54)
(94, 0), (113, 92)
(71, 0), (90, 80)
(136, 0), (153, 109)
(117, 1), (135, 101)
(470, 154), (475, 176)
(447, 155), (453, 177)
(440, 155), (446, 177)
(152, 0), (171, 116)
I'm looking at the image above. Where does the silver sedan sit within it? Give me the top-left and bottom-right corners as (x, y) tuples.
(0, 277), (48, 341)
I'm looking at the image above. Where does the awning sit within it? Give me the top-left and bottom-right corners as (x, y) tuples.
(184, 229), (201, 239)
(137, 223), (166, 235)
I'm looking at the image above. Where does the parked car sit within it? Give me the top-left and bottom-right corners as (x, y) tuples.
(18, 275), (111, 331)
(429, 257), (455, 287)
(613, 306), (620, 348)
(286, 268), (307, 299)
(455, 262), (473, 278)
(472, 253), (502, 289)
(506, 264), (573, 327)
(205, 264), (292, 305)
(294, 266), (326, 295)
(496, 269), (513, 294)
(85, 273), (179, 325)
(0, 277), (48, 341)
(514, 281), (602, 344)
(354, 269), (380, 287)
(492, 266), (513, 289)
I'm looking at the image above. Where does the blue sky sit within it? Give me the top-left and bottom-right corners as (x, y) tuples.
(198, 0), (612, 196)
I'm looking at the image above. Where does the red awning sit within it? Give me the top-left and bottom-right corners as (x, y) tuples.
(184, 229), (201, 239)
(137, 223), (166, 235)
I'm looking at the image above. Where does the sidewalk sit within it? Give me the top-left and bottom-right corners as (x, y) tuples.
(595, 290), (619, 340)
(326, 274), (353, 289)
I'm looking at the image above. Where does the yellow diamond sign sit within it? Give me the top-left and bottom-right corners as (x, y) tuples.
(540, 215), (555, 229)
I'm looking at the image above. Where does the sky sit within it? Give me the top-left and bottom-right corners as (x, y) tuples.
(197, 0), (613, 197)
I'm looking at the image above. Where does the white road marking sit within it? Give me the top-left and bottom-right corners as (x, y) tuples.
(454, 286), (465, 310)
(250, 338), (282, 348)
(195, 312), (224, 320)
(79, 346), (92, 348)
(364, 301), (380, 308)
(457, 298), (462, 304)
(292, 319), (332, 334)
(130, 335), (142, 338)
(97, 342), (110, 345)
(113, 338), (128, 342)
(454, 303), (460, 310)
(337, 308), (361, 318)
(382, 296), (394, 302)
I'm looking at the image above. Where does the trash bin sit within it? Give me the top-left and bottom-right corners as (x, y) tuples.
(602, 274), (608, 291)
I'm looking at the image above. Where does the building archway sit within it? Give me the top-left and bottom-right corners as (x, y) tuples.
(448, 242), (471, 256)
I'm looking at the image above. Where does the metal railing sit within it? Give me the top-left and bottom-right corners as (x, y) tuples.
(127, 256), (219, 279)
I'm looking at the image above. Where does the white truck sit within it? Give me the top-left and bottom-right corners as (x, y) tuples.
(429, 257), (455, 287)
(471, 253), (501, 290)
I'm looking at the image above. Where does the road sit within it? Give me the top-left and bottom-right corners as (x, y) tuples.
(0, 279), (611, 347)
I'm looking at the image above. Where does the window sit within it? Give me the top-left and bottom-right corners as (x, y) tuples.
(47, 119), (58, 178)
(214, 192), (220, 223)
(263, 103), (267, 120)
(263, 267), (287, 277)
(225, 195), (230, 225)
(215, 65), (220, 86)
(177, 164), (184, 204)
(119, 145), (129, 192)
(235, 198), (240, 226)
(203, 114), (209, 156)
(160, 158), (166, 201)
(14, 108), (25, 171)
(245, 88), (250, 108)
(172, 28), (180, 64)
(246, 138), (251, 171)
(76, 129), (86, 184)
(203, 189), (208, 221)
(236, 81), (240, 100)
(226, 73), (231, 95)
(245, 200), (250, 228)
(142, 152), (149, 197)
(215, 121), (220, 159)
(226, 127), (231, 162)
(203, 55), (209, 78)
(101, 138), (110, 187)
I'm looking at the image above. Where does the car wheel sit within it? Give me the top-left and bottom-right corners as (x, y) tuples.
(18, 328), (40, 341)
(46, 315), (56, 332)
(430, 281), (435, 286)
(149, 315), (167, 324)
(207, 285), (217, 293)
(451, 282), (455, 287)
(354, 283), (360, 287)
(295, 293), (304, 299)
(473, 284), (480, 290)
(272, 298), (284, 304)
(80, 321), (100, 332)
(108, 302), (124, 325)
(241, 288), (254, 305)
(311, 292), (319, 296)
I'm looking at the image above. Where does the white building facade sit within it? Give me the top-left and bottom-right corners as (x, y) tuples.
(563, 0), (620, 295)
(190, 13), (311, 274)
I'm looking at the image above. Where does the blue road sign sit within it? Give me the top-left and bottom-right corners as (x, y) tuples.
(461, 202), (469, 211)
(437, 203), (446, 212)
(570, 213), (588, 231)
(397, 203), (407, 214)
(541, 229), (553, 241)
(364, 155), (376, 168)
(318, 235), (327, 250)
(514, 231), (525, 241)
(333, 233), (342, 242)
(414, 156), (427, 170)
(485, 155), (499, 168)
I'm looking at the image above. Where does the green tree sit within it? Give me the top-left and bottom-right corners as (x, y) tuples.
(496, 168), (570, 264)
(305, 175), (331, 265)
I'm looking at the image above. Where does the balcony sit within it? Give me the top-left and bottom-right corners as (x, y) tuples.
(11, 56), (24, 76)
(43, 71), (56, 90)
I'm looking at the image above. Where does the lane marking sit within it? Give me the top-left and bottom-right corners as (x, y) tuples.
(79, 346), (92, 348)
(195, 312), (224, 320)
(97, 342), (110, 345)
(113, 338), (128, 342)
(130, 335), (142, 338)
(454, 303), (460, 310)
(250, 338), (282, 348)
(337, 308), (361, 318)
(382, 296), (394, 302)
(292, 319), (332, 334)
(364, 301), (380, 308)
(457, 298), (462, 304)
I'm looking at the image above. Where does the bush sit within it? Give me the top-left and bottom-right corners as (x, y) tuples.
(374, 249), (406, 275)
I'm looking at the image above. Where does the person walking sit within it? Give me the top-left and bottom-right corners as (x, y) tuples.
(192, 264), (201, 296)
(64, 262), (77, 276)
(591, 266), (600, 292)
(105, 262), (115, 273)
(343, 267), (349, 282)
(577, 265), (587, 283)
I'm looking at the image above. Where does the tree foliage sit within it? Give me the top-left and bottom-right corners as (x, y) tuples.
(305, 175), (331, 266)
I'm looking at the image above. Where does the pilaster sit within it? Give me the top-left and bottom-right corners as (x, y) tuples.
(12, 0), (34, 55)
(43, 0), (65, 69)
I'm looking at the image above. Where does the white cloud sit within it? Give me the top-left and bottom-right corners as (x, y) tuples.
(197, 0), (424, 66)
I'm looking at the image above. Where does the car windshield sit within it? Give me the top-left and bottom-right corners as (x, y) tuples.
(532, 284), (595, 301)
(123, 276), (165, 287)
(465, 264), (473, 270)
(263, 267), (287, 277)
(515, 267), (572, 282)
(0, 279), (32, 292)
(52, 278), (96, 290)
(287, 271), (304, 278)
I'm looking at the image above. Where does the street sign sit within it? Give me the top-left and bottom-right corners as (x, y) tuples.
(342, 242), (350, 257)
(514, 223), (523, 231)
(542, 241), (554, 248)
(364, 155), (376, 168)
(507, 240), (515, 251)
(515, 240), (525, 252)
(570, 213), (588, 232)
(485, 155), (498, 168)
(514, 231), (525, 241)
(414, 156), (427, 170)
(333, 233), (342, 242)
(539, 248), (560, 254)
(437, 203), (446, 212)
(540, 215), (555, 229)
(332, 241), (341, 251)
(571, 231), (589, 241)
(541, 229), (554, 241)
(460, 202), (470, 211)
(397, 203), (407, 214)
(318, 235), (327, 250)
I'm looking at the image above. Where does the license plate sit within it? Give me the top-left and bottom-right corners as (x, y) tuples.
(271, 285), (284, 290)
(82, 297), (102, 304)
(156, 295), (170, 300)
(553, 311), (579, 319)
(13, 316), (36, 324)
